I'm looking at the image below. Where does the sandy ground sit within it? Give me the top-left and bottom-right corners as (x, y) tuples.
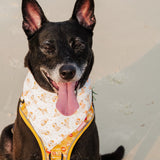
(1, 0), (160, 159)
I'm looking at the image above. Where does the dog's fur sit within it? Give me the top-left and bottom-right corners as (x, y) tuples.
(0, 0), (125, 159)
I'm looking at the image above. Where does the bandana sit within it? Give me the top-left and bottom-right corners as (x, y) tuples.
(20, 71), (93, 152)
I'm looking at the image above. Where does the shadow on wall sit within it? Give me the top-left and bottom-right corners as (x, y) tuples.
(94, 44), (160, 160)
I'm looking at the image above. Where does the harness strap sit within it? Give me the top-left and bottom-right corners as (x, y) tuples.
(19, 100), (94, 160)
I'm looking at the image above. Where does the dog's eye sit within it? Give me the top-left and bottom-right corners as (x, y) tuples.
(70, 38), (86, 53)
(40, 40), (56, 55)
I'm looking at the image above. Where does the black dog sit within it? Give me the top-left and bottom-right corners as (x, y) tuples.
(0, 0), (125, 159)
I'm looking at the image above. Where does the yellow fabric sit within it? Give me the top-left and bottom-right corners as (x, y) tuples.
(19, 101), (47, 160)
(19, 100), (94, 160)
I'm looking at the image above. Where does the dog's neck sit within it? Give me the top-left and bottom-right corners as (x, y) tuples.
(21, 71), (93, 150)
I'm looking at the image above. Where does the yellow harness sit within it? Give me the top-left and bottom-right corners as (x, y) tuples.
(19, 100), (94, 160)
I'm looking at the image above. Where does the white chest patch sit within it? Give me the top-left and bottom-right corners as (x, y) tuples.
(21, 72), (92, 151)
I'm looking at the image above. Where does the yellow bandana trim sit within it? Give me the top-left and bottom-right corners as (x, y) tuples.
(19, 100), (94, 160)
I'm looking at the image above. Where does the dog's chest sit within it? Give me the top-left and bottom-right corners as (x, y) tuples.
(19, 72), (94, 159)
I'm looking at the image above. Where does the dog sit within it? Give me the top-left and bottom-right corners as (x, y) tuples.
(0, 0), (125, 159)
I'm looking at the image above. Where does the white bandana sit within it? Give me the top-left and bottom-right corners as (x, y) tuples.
(21, 71), (92, 151)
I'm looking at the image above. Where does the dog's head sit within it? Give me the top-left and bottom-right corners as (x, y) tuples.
(22, 0), (96, 92)
(22, 0), (96, 115)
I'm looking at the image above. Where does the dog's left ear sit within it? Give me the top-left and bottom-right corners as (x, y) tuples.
(72, 0), (96, 30)
(22, 0), (48, 38)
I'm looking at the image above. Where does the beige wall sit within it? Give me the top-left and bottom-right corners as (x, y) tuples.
(93, 0), (160, 80)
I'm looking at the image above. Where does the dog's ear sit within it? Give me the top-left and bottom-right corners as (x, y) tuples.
(22, 0), (48, 38)
(72, 0), (96, 30)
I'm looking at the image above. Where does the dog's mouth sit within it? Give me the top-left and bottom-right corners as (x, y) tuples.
(41, 70), (79, 92)
(41, 69), (80, 116)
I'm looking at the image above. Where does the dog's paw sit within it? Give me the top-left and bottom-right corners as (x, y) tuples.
(114, 146), (125, 159)
(101, 145), (125, 160)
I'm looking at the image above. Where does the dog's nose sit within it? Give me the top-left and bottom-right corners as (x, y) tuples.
(59, 65), (76, 81)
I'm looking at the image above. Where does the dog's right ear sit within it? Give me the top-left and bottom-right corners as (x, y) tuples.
(22, 0), (48, 38)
